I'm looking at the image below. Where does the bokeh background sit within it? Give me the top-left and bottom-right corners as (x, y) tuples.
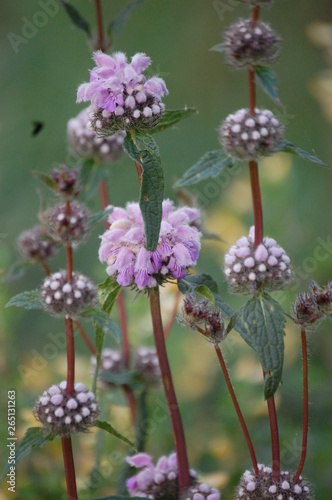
(1, 0), (332, 498)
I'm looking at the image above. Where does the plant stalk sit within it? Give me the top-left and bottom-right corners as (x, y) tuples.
(61, 437), (78, 500)
(164, 289), (182, 339)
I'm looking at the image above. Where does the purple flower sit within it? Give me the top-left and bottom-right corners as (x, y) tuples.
(77, 51), (168, 133)
(99, 200), (201, 290)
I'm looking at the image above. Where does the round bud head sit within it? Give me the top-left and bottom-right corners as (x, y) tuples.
(134, 346), (161, 385)
(240, 0), (274, 7)
(45, 201), (91, 245)
(235, 464), (314, 499)
(223, 227), (293, 295)
(17, 225), (59, 263)
(51, 164), (81, 198)
(67, 108), (125, 164)
(91, 348), (126, 387)
(223, 19), (281, 69)
(219, 108), (285, 160)
(181, 483), (221, 499)
(34, 382), (99, 437)
(41, 271), (98, 317)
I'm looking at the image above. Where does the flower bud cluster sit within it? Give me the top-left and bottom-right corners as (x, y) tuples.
(51, 164), (81, 198)
(41, 271), (98, 317)
(224, 227), (293, 295)
(91, 348), (126, 386)
(34, 381), (99, 437)
(292, 281), (332, 328)
(46, 201), (91, 245)
(67, 108), (125, 164)
(18, 225), (59, 263)
(179, 294), (226, 345)
(181, 483), (221, 500)
(223, 19), (281, 69)
(236, 464), (313, 499)
(219, 108), (284, 160)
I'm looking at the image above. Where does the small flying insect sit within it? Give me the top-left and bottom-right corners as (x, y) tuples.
(31, 121), (44, 137)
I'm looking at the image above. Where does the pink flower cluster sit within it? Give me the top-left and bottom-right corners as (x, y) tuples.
(99, 200), (201, 290)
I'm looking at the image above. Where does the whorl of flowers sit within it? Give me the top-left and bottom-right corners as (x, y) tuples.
(179, 294), (226, 345)
(18, 225), (59, 263)
(67, 108), (125, 163)
(223, 227), (293, 294)
(51, 164), (81, 198)
(219, 108), (284, 160)
(45, 201), (91, 245)
(91, 348), (126, 387)
(41, 271), (98, 317)
(98, 200), (201, 290)
(134, 346), (161, 384)
(126, 452), (220, 499)
(77, 51), (168, 134)
(223, 19), (281, 69)
(292, 281), (332, 328)
(33, 381), (99, 437)
(236, 464), (313, 499)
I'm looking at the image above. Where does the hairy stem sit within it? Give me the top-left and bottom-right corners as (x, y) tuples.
(164, 290), (182, 339)
(215, 345), (259, 475)
(61, 437), (78, 500)
(149, 287), (190, 491)
(40, 261), (51, 275)
(294, 328), (309, 483)
(248, 160), (263, 247)
(94, 0), (105, 51)
(66, 200), (73, 283)
(65, 317), (75, 396)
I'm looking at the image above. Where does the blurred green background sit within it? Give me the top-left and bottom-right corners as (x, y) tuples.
(1, 0), (332, 498)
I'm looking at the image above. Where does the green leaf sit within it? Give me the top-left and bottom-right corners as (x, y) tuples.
(210, 42), (225, 53)
(88, 207), (113, 227)
(254, 65), (281, 105)
(238, 294), (286, 399)
(196, 284), (216, 305)
(82, 307), (121, 341)
(98, 277), (122, 315)
(98, 370), (138, 387)
(150, 108), (198, 135)
(92, 322), (106, 394)
(108, 0), (145, 38)
(31, 171), (57, 190)
(279, 141), (327, 167)
(123, 132), (164, 251)
(178, 274), (219, 295)
(6, 289), (42, 310)
(95, 420), (136, 450)
(1, 428), (54, 480)
(174, 150), (235, 188)
(3, 261), (31, 283)
(59, 1), (91, 36)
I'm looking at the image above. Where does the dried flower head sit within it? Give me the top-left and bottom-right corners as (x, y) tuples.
(309, 280), (332, 315)
(45, 201), (91, 245)
(236, 464), (313, 499)
(41, 271), (98, 317)
(134, 346), (161, 384)
(51, 164), (81, 198)
(223, 19), (281, 69)
(18, 225), (59, 263)
(77, 51), (168, 134)
(179, 294), (226, 345)
(34, 381), (99, 437)
(292, 292), (322, 329)
(67, 108), (125, 163)
(91, 348), (126, 387)
(127, 452), (219, 499)
(240, 0), (274, 7)
(224, 227), (293, 295)
(98, 200), (201, 290)
(219, 108), (284, 160)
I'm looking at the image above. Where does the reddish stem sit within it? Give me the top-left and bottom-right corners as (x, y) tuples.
(73, 320), (96, 356)
(164, 290), (182, 339)
(294, 328), (309, 483)
(215, 345), (259, 475)
(123, 384), (137, 424)
(266, 395), (280, 481)
(248, 161), (263, 247)
(66, 200), (73, 283)
(118, 291), (130, 368)
(149, 287), (190, 492)
(252, 6), (260, 27)
(94, 0), (105, 51)
(134, 161), (143, 185)
(61, 437), (78, 500)
(65, 317), (75, 396)
(40, 261), (51, 275)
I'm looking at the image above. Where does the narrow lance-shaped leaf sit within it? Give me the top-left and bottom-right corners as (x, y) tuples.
(59, 1), (91, 36)
(95, 420), (136, 450)
(31, 171), (57, 190)
(123, 132), (164, 251)
(150, 108), (198, 135)
(174, 150), (235, 188)
(108, 0), (145, 38)
(92, 322), (105, 394)
(210, 42), (225, 53)
(1, 428), (54, 480)
(81, 307), (121, 341)
(279, 140), (327, 167)
(6, 290), (43, 310)
(237, 294), (286, 399)
(254, 65), (281, 105)
(98, 276), (122, 315)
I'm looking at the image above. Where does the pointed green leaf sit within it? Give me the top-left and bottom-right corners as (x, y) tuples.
(92, 322), (106, 394)
(6, 289), (42, 310)
(1, 428), (54, 480)
(31, 171), (57, 190)
(99, 277), (122, 315)
(178, 274), (219, 294)
(150, 108), (198, 134)
(60, 1), (91, 36)
(88, 207), (113, 227)
(82, 307), (121, 341)
(95, 420), (136, 450)
(123, 132), (164, 251)
(196, 284), (216, 305)
(238, 294), (286, 399)
(3, 261), (31, 283)
(254, 65), (281, 105)
(98, 370), (138, 387)
(279, 141), (327, 167)
(210, 42), (225, 53)
(175, 150), (235, 188)
(108, 0), (145, 38)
